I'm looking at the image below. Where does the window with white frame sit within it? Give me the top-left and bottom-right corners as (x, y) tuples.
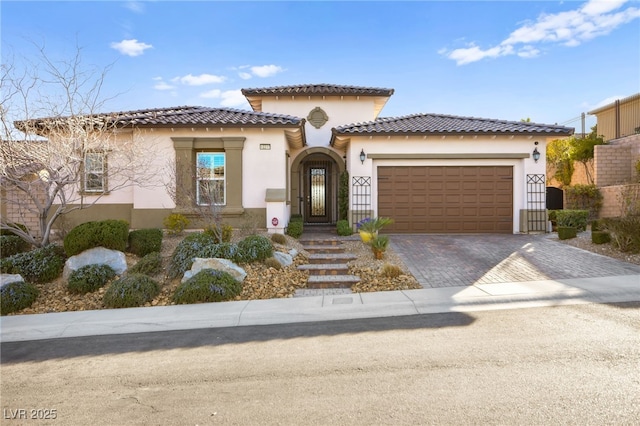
(83, 152), (106, 193)
(196, 152), (225, 205)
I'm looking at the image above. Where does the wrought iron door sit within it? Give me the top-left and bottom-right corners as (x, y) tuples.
(304, 161), (331, 223)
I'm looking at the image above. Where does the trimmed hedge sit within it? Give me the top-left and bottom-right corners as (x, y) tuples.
(103, 274), (160, 308)
(172, 269), (242, 304)
(558, 226), (577, 240)
(128, 228), (163, 257)
(67, 264), (116, 294)
(591, 231), (611, 245)
(1, 281), (39, 315)
(555, 210), (589, 232)
(64, 220), (129, 256)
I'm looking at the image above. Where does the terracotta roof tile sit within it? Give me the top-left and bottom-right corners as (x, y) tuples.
(333, 113), (574, 136)
(241, 84), (394, 97)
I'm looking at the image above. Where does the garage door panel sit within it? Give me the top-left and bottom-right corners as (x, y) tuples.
(378, 166), (513, 233)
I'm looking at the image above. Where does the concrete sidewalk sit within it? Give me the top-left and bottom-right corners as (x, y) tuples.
(2, 274), (639, 342)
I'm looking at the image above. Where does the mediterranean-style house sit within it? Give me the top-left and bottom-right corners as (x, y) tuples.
(2, 84), (575, 235)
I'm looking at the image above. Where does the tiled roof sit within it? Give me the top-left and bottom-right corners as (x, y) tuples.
(333, 113), (575, 136)
(16, 106), (303, 131)
(241, 84), (394, 97)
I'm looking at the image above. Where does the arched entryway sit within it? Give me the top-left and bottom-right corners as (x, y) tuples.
(290, 148), (345, 224)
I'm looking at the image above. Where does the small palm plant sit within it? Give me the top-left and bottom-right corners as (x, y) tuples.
(369, 235), (390, 259)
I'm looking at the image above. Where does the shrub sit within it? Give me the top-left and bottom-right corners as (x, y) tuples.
(128, 228), (163, 257)
(558, 226), (577, 240)
(67, 264), (116, 294)
(270, 233), (287, 245)
(565, 184), (602, 219)
(1, 235), (30, 258)
(172, 269), (242, 304)
(2, 244), (66, 283)
(167, 233), (241, 279)
(129, 252), (163, 276)
(590, 219), (604, 232)
(336, 220), (353, 236)
(236, 235), (273, 263)
(1, 281), (39, 315)
(163, 213), (190, 235)
(591, 231), (611, 245)
(555, 210), (589, 232)
(381, 263), (403, 278)
(64, 220), (129, 256)
(0, 223), (29, 236)
(602, 217), (640, 253)
(103, 274), (160, 308)
(286, 216), (303, 239)
(203, 224), (233, 243)
(264, 257), (282, 270)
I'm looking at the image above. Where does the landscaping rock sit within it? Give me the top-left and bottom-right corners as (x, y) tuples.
(182, 258), (247, 283)
(0, 274), (24, 288)
(63, 247), (127, 280)
(273, 251), (294, 267)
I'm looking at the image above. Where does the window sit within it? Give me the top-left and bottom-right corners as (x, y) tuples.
(83, 152), (106, 193)
(196, 152), (225, 205)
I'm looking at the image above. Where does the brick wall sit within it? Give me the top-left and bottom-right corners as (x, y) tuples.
(599, 184), (640, 218)
(594, 135), (640, 187)
(1, 184), (45, 238)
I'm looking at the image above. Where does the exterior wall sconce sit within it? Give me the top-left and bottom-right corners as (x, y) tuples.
(532, 141), (540, 162)
(359, 149), (366, 164)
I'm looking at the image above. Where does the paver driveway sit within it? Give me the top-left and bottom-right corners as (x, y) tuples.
(391, 234), (640, 288)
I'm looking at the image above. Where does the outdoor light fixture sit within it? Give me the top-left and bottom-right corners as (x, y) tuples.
(359, 149), (366, 164)
(532, 142), (541, 162)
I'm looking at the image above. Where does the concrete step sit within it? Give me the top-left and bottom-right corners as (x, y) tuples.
(299, 238), (342, 246)
(303, 245), (345, 254)
(306, 275), (361, 289)
(308, 253), (357, 264)
(298, 263), (350, 275)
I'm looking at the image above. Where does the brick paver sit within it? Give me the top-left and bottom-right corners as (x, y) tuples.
(391, 234), (640, 288)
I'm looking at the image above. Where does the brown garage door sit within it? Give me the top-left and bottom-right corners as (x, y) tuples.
(378, 166), (513, 233)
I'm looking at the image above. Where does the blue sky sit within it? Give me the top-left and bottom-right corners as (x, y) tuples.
(2, 0), (639, 131)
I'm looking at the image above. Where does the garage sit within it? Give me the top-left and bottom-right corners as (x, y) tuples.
(378, 166), (513, 233)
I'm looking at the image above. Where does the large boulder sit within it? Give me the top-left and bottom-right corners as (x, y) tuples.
(63, 247), (127, 280)
(0, 274), (24, 288)
(273, 251), (293, 268)
(182, 258), (246, 283)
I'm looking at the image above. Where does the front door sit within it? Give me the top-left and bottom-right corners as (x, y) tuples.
(304, 161), (331, 223)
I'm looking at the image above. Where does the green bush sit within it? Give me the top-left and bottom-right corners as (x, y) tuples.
(103, 274), (160, 308)
(1, 235), (30, 258)
(336, 220), (353, 236)
(591, 231), (611, 245)
(264, 257), (282, 270)
(558, 226), (577, 240)
(167, 233), (241, 279)
(236, 235), (273, 263)
(1, 245), (66, 283)
(64, 220), (129, 256)
(163, 213), (190, 235)
(565, 184), (602, 219)
(129, 252), (163, 276)
(270, 233), (287, 245)
(602, 217), (640, 253)
(203, 224), (233, 243)
(172, 269), (242, 304)
(1, 281), (39, 315)
(128, 228), (163, 257)
(67, 264), (116, 294)
(590, 219), (604, 232)
(555, 210), (589, 232)
(286, 216), (303, 239)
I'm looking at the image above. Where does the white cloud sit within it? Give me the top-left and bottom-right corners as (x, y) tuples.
(124, 1), (145, 13)
(178, 73), (226, 86)
(220, 90), (248, 107)
(251, 65), (284, 78)
(200, 89), (222, 99)
(110, 39), (152, 57)
(238, 72), (252, 80)
(442, 0), (640, 65)
(154, 82), (175, 91)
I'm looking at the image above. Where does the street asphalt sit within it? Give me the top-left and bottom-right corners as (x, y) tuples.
(1, 233), (639, 343)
